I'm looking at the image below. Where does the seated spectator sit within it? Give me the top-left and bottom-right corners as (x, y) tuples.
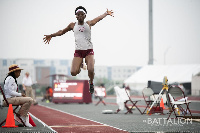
(3, 64), (33, 127)
(41, 86), (53, 102)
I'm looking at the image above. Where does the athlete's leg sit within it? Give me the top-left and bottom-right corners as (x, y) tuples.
(85, 55), (95, 83)
(71, 57), (83, 76)
(85, 55), (95, 94)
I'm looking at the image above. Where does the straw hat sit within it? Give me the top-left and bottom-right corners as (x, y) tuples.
(8, 64), (23, 74)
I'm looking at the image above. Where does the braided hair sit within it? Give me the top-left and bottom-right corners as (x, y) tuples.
(4, 72), (18, 85)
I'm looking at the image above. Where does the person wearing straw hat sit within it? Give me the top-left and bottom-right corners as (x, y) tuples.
(43, 6), (114, 94)
(22, 72), (38, 105)
(3, 64), (33, 127)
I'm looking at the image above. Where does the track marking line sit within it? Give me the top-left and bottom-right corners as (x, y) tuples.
(38, 104), (128, 132)
(49, 125), (108, 128)
(29, 112), (57, 133)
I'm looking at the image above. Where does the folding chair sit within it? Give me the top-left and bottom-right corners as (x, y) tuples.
(0, 85), (26, 127)
(167, 86), (192, 120)
(146, 81), (165, 115)
(142, 87), (154, 114)
(0, 93), (3, 109)
(94, 87), (106, 106)
(114, 86), (142, 114)
(124, 88), (142, 114)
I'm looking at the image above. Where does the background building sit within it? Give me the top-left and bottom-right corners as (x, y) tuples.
(0, 58), (139, 85)
(192, 72), (200, 96)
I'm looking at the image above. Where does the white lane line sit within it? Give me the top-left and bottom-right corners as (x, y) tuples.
(29, 112), (57, 133)
(39, 104), (128, 132)
(49, 125), (108, 128)
(190, 100), (200, 103)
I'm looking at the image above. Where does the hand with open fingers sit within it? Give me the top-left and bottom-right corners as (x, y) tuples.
(106, 9), (114, 17)
(43, 35), (52, 44)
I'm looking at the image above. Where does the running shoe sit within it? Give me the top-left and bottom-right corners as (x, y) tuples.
(14, 114), (32, 127)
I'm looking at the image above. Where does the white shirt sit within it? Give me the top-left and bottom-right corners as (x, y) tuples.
(22, 76), (33, 86)
(4, 76), (22, 98)
(114, 86), (129, 110)
(73, 22), (93, 50)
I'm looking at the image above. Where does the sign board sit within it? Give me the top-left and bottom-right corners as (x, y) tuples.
(52, 80), (92, 104)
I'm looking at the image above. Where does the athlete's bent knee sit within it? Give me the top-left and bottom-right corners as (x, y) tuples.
(71, 71), (78, 76)
(27, 97), (33, 104)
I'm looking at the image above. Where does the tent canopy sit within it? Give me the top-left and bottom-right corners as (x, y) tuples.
(124, 64), (200, 92)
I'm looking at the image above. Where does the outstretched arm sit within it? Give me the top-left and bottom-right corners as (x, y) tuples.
(43, 22), (75, 44)
(87, 9), (114, 27)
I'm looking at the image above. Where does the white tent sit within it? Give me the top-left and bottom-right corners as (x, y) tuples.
(124, 64), (200, 94)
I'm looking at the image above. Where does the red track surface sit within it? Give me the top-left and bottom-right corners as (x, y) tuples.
(29, 105), (128, 133)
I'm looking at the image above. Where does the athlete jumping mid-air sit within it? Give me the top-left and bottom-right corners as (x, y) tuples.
(43, 6), (114, 94)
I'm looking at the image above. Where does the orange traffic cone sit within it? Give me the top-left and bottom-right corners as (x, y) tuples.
(2, 104), (18, 128)
(160, 98), (165, 110)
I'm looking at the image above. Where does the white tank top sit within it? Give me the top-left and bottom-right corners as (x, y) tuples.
(73, 22), (93, 50)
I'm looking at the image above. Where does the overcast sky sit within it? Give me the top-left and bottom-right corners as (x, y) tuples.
(0, 0), (200, 66)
